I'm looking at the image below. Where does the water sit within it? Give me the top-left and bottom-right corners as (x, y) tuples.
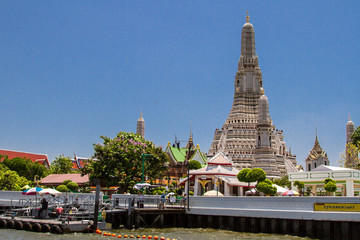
(0, 228), (311, 240)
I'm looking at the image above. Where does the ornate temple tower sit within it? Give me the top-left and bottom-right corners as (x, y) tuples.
(208, 13), (262, 168)
(136, 111), (145, 138)
(208, 13), (297, 175)
(346, 114), (355, 145)
(305, 133), (330, 171)
(345, 114), (355, 167)
(253, 89), (284, 177)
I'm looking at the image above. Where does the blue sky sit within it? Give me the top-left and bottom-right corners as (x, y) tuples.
(0, 1), (359, 168)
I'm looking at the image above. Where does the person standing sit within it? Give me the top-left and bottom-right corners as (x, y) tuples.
(38, 198), (48, 219)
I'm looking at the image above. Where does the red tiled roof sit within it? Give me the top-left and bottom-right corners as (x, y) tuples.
(41, 174), (90, 186)
(0, 149), (50, 168)
(71, 161), (79, 170)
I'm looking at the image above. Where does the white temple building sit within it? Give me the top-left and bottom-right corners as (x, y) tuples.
(181, 152), (255, 196)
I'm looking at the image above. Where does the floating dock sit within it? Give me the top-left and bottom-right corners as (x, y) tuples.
(0, 216), (102, 234)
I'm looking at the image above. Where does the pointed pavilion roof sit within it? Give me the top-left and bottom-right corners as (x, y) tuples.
(165, 142), (207, 166)
(306, 134), (328, 161)
(207, 152), (233, 166)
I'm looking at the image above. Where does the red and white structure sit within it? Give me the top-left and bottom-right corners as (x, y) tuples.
(181, 152), (255, 196)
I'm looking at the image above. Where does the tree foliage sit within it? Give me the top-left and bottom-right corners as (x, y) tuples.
(256, 179), (277, 196)
(237, 168), (252, 185)
(273, 175), (291, 189)
(189, 160), (202, 170)
(237, 168), (267, 195)
(56, 185), (68, 192)
(0, 168), (30, 191)
(293, 180), (305, 195)
(66, 181), (79, 192)
(81, 132), (169, 193)
(2, 157), (47, 181)
(324, 178), (337, 194)
(351, 125), (360, 147)
(50, 154), (75, 174)
(338, 143), (360, 170)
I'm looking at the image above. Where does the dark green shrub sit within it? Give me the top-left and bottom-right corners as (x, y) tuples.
(56, 185), (68, 192)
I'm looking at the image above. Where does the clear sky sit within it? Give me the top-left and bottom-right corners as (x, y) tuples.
(0, 1), (359, 168)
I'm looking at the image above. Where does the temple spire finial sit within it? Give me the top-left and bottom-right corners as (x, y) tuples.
(349, 113), (351, 121)
(246, 11), (250, 22)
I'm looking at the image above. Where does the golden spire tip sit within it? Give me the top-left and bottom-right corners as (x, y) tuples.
(246, 11), (250, 23)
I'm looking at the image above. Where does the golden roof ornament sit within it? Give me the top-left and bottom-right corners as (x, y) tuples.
(246, 11), (250, 22)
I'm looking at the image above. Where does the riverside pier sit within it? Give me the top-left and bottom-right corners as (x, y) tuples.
(110, 194), (360, 240)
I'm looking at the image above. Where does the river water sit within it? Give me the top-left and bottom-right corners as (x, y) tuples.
(0, 228), (311, 240)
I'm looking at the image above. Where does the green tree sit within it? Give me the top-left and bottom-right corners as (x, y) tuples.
(351, 125), (360, 147)
(273, 175), (291, 189)
(324, 178), (337, 195)
(63, 179), (72, 185)
(50, 154), (74, 174)
(2, 157), (47, 181)
(0, 169), (30, 191)
(189, 160), (202, 170)
(237, 168), (252, 187)
(56, 185), (68, 192)
(66, 181), (79, 192)
(81, 132), (169, 193)
(338, 143), (360, 170)
(256, 179), (277, 196)
(237, 168), (267, 195)
(294, 180), (305, 196)
(247, 168), (266, 183)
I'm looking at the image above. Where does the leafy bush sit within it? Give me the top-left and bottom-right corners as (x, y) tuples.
(62, 180), (72, 185)
(324, 178), (335, 185)
(256, 180), (277, 196)
(66, 181), (79, 192)
(324, 178), (337, 194)
(189, 160), (201, 170)
(324, 181), (337, 193)
(56, 185), (68, 192)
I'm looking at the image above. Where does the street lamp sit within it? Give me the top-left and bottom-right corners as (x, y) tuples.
(186, 142), (192, 211)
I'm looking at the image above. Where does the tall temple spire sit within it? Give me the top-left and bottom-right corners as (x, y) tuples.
(136, 110), (145, 138)
(208, 15), (297, 175)
(346, 113), (355, 144)
(186, 125), (195, 149)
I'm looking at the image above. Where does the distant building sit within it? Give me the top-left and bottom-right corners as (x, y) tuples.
(289, 165), (360, 197)
(41, 173), (90, 187)
(71, 154), (90, 170)
(165, 131), (207, 179)
(346, 114), (357, 168)
(305, 134), (330, 171)
(181, 152), (255, 196)
(136, 111), (145, 138)
(0, 149), (50, 169)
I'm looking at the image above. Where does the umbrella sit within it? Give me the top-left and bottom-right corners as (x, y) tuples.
(245, 188), (257, 196)
(282, 190), (300, 196)
(39, 188), (62, 196)
(133, 183), (151, 190)
(273, 184), (288, 194)
(22, 187), (43, 195)
(204, 190), (224, 196)
(166, 192), (175, 197)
